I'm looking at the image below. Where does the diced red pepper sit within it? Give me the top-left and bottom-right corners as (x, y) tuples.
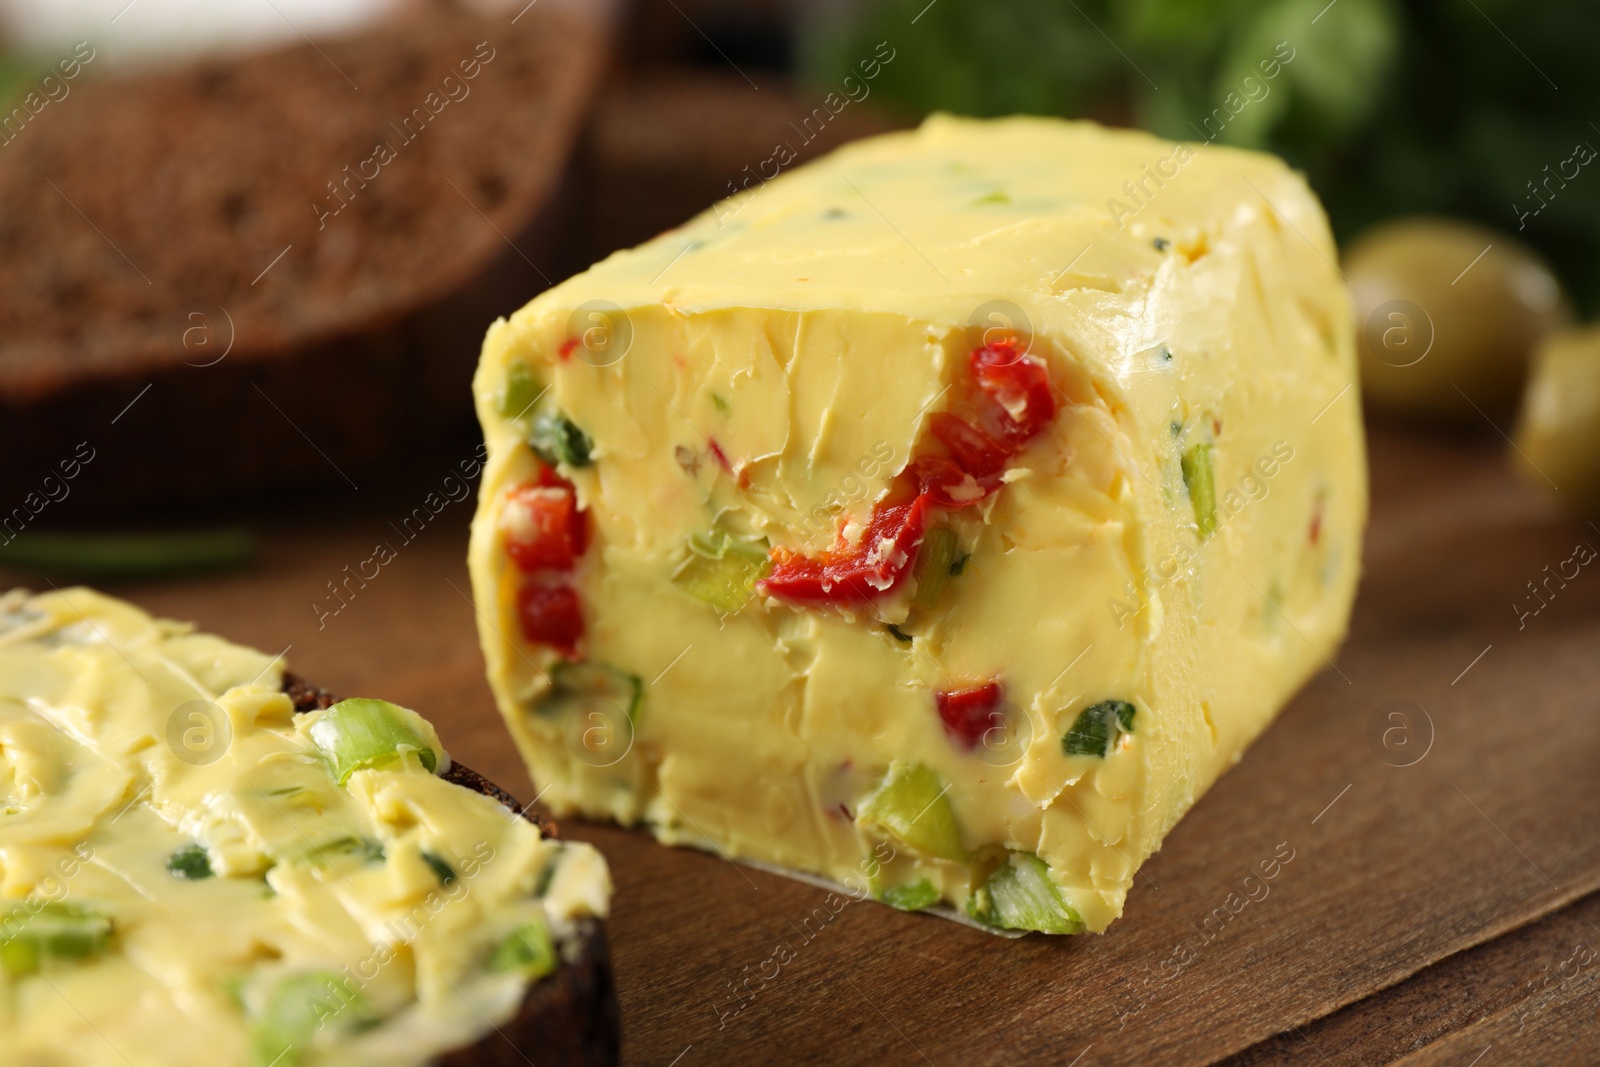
(930, 412), (1009, 478)
(502, 482), (584, 571)
(971, 342), (1056, 443)
(760, 496), (932, 605)
(516, 578), (583, 654)
(936, 682), (1004, 750)
(911, 454), (994, 508)
(558, 337), (580, 360)
(755, 342), (1057, 613)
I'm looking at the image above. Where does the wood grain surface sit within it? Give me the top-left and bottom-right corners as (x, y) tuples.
(15, 422), (1599, 1066)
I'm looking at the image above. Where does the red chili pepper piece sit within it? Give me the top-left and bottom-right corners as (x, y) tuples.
(502, 482), (585, 571)
(760, 496), (932, 604)
(930, 412), (1009, 478)
(535, 466), (589, 553)
(911, 454), (994, 508)
(936, 682), (1004, 750)
(516, 578), (582, 655)
(971, 341), (1056, 440)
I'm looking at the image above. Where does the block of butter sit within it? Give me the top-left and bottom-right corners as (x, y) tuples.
(468, 115), (1365, 934)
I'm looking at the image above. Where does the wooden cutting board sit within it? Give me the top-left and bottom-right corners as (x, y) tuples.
(31, 421), (1600, 1066)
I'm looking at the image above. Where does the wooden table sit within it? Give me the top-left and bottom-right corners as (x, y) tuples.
(45, 423), (1600, 1065)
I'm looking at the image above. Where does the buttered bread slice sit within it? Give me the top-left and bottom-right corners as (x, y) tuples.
(468, 115), (1365, 934)
(0, 588), (615, 1065)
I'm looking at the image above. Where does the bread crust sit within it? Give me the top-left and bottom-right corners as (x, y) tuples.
(284, 673), (620, 1067)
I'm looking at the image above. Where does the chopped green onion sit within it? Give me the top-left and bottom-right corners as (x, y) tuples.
(533, 662), (643, 724)
(247, 971), (366, 1067)
(167, 844), (213, 880)
(421, 852), (457, 887)
(671, 529), (772, 615)
(967, 852), (1083, 934)
(303, 836), (386, 866)
(857, 761), (968, 863)
(0, 528), (256, 578)
(487, 919), (557, 980)
(880, 878), (941, 912)
(499, 360), (542, 419)
(912, 526), (958, 611)
(884, 623), (914, 643)
(710, 393), (731, 414)
(1181, 442), (1217, 538)
(0, 937), (39, 977)
(0, 901), (113, 975)
(950, 552), (969, 576)
(309, 698), (439, 785)
(534, 846), (565, 898)
(529, 412), (592, 468)
(1062, 700), (1137, 758)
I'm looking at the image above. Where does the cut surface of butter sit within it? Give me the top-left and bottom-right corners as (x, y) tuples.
(469, 114), (1365, 934)
(0, 587), (609, 1065)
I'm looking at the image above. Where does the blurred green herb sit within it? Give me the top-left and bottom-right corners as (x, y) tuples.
(0, 54), (38, 110)
(0, 529), (257, 578)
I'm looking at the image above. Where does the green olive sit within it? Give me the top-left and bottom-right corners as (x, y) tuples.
(1345, 218), (1568, 422)
(1512, 324), (1600, 517)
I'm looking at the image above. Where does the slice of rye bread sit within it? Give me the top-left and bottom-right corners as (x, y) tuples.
(283, 673), (620, 1067)
(0, 2), (611, 520)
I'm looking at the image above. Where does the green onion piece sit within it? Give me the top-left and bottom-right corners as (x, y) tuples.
(1181, 442), (1217, 538)
(247, 971), (367, 1067)
(880, 878), (941, 912)
(950, 552), (969, 577)
(1062, 700), (1137, 758)
(0, 938), (38, 977)
(533, 662), (643, 724)
(0, 901), (113, 975)
(856, 761), (968, 863)
(0, 528), (256, 578)
(967, 852), (1083, 935)
(499, 360), (541, 419)
(421, 852), (457, 887)
(911, 526), (958, 611)
(309, 698), (439, 785)
(488, 919), (557, 980)
(671, 529), (772, 615)
(167, 844), (213, 880)
(528, 412), (593, 468)
(884, 623), (914, 643)
(301, 836), (386, 866)
(534, 846), (565, 898)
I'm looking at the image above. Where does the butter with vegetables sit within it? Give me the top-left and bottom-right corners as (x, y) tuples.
(469, 115), (1365, 934)
(0, 588), (609, 1065)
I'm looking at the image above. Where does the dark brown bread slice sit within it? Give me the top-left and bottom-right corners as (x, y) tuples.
(0, 3), (610, 518)
(284, 674), (620, 1067)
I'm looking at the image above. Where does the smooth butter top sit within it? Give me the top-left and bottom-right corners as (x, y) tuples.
(537, 113), (1326, 326)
